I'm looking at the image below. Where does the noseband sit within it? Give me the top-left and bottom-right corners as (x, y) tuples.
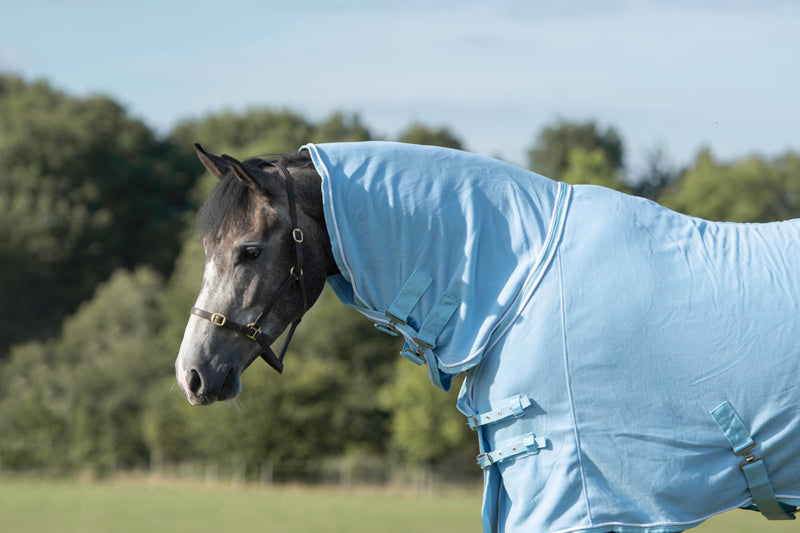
(189, 161), (308, 373)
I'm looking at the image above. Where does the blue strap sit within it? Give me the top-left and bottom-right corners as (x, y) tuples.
(414, 293), (459, 348)
(477, 432), (547, 470)
(710, 401), (795, 520)
(385, 270), (431, 326)
(467, 395), (532, 430)
(400, 293), (459, 363)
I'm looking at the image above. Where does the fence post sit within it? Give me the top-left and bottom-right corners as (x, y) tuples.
(260, 461), (274, 486)
(205, 461), (218, 485)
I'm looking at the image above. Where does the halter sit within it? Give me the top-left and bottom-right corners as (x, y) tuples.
(189, 161), (308, 374)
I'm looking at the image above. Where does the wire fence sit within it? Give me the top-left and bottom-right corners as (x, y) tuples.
(142, 457), (481, 492)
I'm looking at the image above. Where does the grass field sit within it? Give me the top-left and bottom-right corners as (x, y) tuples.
(0, 477), (795, 532)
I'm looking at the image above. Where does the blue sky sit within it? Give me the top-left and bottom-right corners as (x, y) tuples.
(2, 0), (798, 172)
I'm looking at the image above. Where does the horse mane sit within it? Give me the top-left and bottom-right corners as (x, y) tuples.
(195, 150), (314, 241)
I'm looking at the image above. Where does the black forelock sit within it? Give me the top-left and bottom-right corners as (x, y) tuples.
(193, 151), (314, 242)
(195, 172), (258, 242)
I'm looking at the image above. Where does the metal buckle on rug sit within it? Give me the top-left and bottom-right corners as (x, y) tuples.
(399, 336), (433, 366)
(375, 310), (407, 337)
(476, 452), (493, 469)
(735, 442), (763, 470)
(412, 337), (433, 355)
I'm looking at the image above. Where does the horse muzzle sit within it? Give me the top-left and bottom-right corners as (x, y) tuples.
(176, 361), (241, 406)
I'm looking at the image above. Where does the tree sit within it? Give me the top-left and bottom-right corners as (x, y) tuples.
(632, 144), (679, 200)
(379, 361), (473, 465)
(527, 119), (623, 179)
(313, 112), (372, 143)
(659, 150), (800, 223)
(0, 268), (166, 473)
(560, 147), (628, 192)
(0, 74), (195, 355)
(169, 108), (315, 157)
(398, 123), (463, 149)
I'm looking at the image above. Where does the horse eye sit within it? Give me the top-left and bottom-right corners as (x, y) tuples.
(240, 246), (262, 262)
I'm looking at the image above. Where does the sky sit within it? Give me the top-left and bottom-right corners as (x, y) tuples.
(1, 0), (798, 173)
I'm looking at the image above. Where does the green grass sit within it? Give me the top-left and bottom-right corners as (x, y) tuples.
(0, 477), (795, 533)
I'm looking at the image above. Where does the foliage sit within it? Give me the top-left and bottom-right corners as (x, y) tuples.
(527, 119), (623, 179)
(0, 74), (196, 355)
(660, 149), (800, 222)
(560, 147), (628, 192)
(379, 363), (474, 465)
(1, 75), (798, 478)
(398, 123), (463, 149)
(0, 268), (166, 472)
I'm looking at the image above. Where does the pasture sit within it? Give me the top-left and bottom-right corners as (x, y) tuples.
(0, 477), (796, 533)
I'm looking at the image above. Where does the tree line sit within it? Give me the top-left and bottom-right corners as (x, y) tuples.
(1, 73), (798, 476)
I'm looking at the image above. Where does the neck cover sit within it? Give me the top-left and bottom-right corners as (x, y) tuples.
(304, 141), (569, 390)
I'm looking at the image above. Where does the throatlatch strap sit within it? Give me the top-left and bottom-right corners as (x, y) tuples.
(710, 401), (795, 520)
(467, 395), (532, 430)
(477, 432), (547, 470)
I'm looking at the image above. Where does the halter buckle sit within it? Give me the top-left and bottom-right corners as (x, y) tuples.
(246, 323), (262, 341)
(292, 228), (304, 243)
(211, 313), (227, 327)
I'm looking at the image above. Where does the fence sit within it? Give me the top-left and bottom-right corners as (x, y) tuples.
(145, 456), (480, 492)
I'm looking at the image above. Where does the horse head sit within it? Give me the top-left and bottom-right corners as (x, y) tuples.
(175, 144), (335, 405)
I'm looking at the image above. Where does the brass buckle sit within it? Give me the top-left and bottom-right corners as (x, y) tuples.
(385, 310), (407, 326)
(412, 336), (434, 355)
(374, 323), (399, 336)
(734, 442), (756, 456)
(476, 452), (492, 469)
(246, 323), (262, 341)
(292, 228), (304, 243)
(211, 313), (227, 327)
(735, 442), (763, 469)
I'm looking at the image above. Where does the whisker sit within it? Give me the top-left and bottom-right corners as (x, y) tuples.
(225, 397), (247, 416)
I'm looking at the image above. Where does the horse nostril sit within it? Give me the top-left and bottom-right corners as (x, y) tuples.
(188, 369), (202, 395)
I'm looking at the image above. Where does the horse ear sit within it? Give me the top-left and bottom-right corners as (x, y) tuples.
(221, 154), (275, 198)
(194, 143), (229, 180)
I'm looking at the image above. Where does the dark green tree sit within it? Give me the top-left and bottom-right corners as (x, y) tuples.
(313, 112), (372, 143)
(0, 74), (195, 355)
(0, 267), (166, 473)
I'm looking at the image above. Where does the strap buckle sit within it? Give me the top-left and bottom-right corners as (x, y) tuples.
(292, 228), (304, 243)
(385, 310), (408, 326)
(211, 313), (227, 327)
(246, 323), (262, 341)
(476, 452), (492, 469)
(412, 336), (434, 354)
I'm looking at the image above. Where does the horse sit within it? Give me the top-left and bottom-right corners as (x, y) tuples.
(175, 141), (800, 533)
